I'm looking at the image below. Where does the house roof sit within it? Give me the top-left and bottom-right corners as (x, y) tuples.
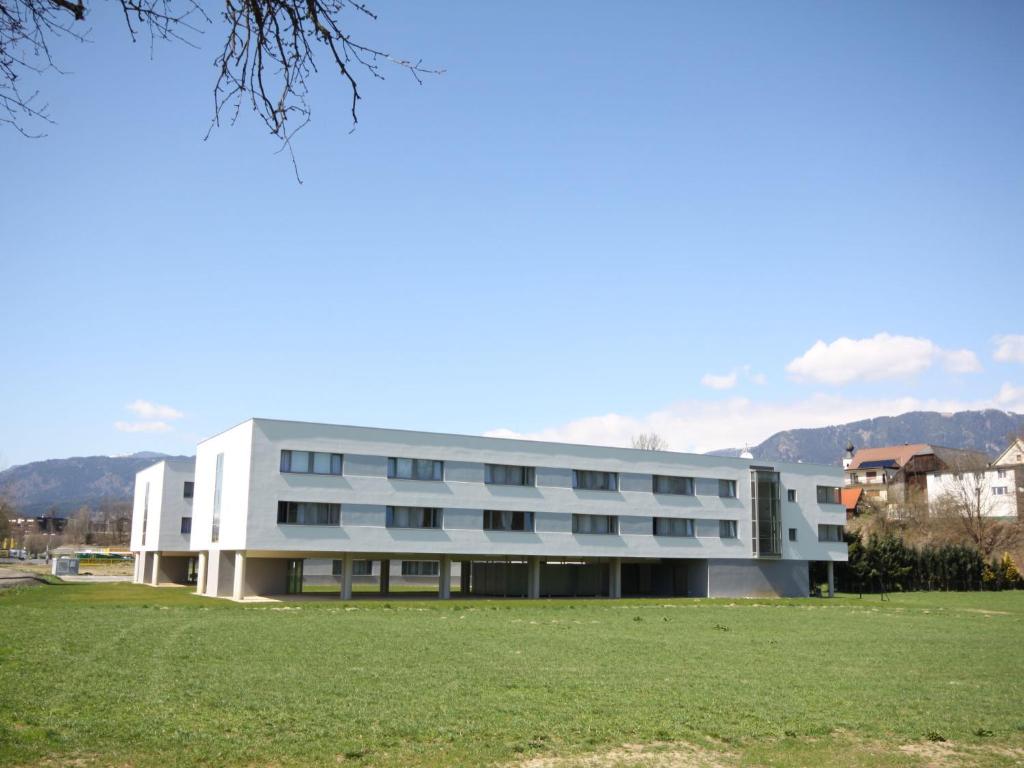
(848, 444), (931, 470)
(994, 438), (1024, 467)
(841, 487), (863, 512)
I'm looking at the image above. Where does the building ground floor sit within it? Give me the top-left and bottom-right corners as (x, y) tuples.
(132, 550), (837, 601)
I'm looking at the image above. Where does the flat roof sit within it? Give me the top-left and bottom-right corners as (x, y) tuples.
(198, 416), (839, 472)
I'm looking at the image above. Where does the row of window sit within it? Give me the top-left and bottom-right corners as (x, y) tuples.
(277, 504), (745, 539)
(331, 559), (438, 577)
(279, 451), (750, 499)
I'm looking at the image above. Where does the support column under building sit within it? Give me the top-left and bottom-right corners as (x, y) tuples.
(527, 557), (541, 599)
(609, 558), (622, 599)
(133, 553), (142, 583)
(232, 552), (247, 601)
(339, 553), (353, 600)
(150, 553), (161, 586)
(196, 552), (208, 595)
(827, 561), (835, 598)
(379, 559), (390, 595)
(438, 555), (451, 599)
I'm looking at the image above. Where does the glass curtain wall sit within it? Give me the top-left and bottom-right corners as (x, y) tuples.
(750, 469), (781, 557)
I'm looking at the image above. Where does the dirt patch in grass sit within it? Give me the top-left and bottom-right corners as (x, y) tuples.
(510, 741), (735, 768)
(899, 741), (961, 766)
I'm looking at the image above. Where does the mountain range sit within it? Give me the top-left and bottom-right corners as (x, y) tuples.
(0, 452), (191, 516)
(707, 409), (1024, 464)
(2, 409), (1023, 516)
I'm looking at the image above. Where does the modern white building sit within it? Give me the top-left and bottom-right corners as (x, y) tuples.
(130, 458), (196, 585)
(130, 418), (848, 600)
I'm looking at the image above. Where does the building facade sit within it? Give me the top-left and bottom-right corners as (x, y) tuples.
(130, 418), (848, 600)
(130, 458), (196, 585)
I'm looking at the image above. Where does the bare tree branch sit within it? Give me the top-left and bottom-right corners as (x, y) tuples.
(1, 0), (441, 154)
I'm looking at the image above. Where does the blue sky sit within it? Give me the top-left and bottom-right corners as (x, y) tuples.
(2, 1), (1023, 466)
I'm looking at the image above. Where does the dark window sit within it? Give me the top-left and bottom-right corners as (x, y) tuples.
(483, 510), (535, 531)
(180, 517), (192, 534)
(653, 517), (694, 537)
(571, 514), (618, 534)
(652, 475), (694, 495)
(484, 464), (535, 486)
(333, 559), (373, 576)
(277, 501), (341, 526)
(718, 479), (737, 498)
(816, 486), (841, 504)
(386, 506), (442, 529)
(280, 450), (343, 475)
(787, 489), (797, 502)
(402, 561), (440, 576)
(788, 528), (797, 542)
(141, 482), (149, 546)
(387, 457), (443, 481)
(818, 524), (844, 542)
(573, 470), (618, 491)
(719, 519), (737, 538)
(183, 481), (194, 499)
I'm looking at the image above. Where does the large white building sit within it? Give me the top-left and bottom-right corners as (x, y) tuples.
(130, 418), (848, 600)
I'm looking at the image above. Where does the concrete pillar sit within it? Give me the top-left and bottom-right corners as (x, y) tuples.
(827, 561), (835, 598)
(196, 552), (208, 594)
(133, 553), (142, 583)
(339, 553), (353, 600)
(527, 557), (541, 599)
(379, 559), (390, 595)
(232, 552), (246, 601)
(150, 553), (161, 586)
(609, 558), (622, 599)
(439, 555), (451, 599)
(460, 560), (471, 595)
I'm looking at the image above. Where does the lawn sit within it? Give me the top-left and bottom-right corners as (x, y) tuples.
(1, 585), (1023, 767)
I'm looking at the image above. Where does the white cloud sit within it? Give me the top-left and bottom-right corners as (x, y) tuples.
(485, 386), (1020, 455)
(700, 372), (737, 390)
(114, 421), (173, 433)
(126, 399), (184, 420)
(994, 382), (1024, 411)
(786, 333), (980, 385)
(700, 365), (766, 390)
(994, 335), (1024, 364)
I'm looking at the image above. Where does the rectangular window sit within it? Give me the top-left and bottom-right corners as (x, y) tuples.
(141, 482), (149, 545)
(333, 559), (373, 576)
(484, 464), (535, 486)
(787, 489), (797, 502)
(483, 510), (535, 531)
(180, 517), (192, 534)
(276, 501), (341, 526)
(718, 479), (737, 498)
(280, 450), (343, 475)
(572, 470), (618, 491)
(183, 481), (194, 499)
(997, 470), (1007, 479)
(818, 524), (844, 543)
(653, 517), (694, 537)
(788, 528), (797, 542)
(386, 506), (442, 529)
(652, 475), (694, 495)
(401, 561), (440, 576)
(816, 486), (841, 504)
(993, 486), (1007, 496)
(719, 519), (737, 538)
(211, 453), (223, 543)
(571, 513), (618, 534)
(849, 472), (859, 483)
(387, 457), (443, 481)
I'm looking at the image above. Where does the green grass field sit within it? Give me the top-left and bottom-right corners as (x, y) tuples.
(1, 584), (1023, 767)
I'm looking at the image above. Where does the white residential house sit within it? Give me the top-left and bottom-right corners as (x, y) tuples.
(925, 438), (1024, 520)
(130, 458), (196, 585)
(130, 418), (848, 600)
